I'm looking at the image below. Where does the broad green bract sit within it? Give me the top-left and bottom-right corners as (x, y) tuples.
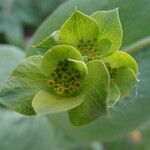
(0, 9), (138, 126)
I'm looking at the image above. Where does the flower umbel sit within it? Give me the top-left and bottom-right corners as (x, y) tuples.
(35, 9), (122, 60)
(0, 9), (138, 126)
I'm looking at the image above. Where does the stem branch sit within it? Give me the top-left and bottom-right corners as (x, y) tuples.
(124, 36), (150, 54)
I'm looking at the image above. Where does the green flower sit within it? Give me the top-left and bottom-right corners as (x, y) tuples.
(0, 45), (110, 125)
(34, 8), (138, 111)
(34, 9), (122, 60)
(0, 9), (138, 126)
(104, 51), (138, 107)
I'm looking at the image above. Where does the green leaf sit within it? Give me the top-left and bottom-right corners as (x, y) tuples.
(32, 90), (84, 115)
(0, 109), (57, 150)
(68, 60), (110, 126)
(108, 81), (120, 107)
(0, 45), (24, 108)
(0, 109), (95, 150)
(0, 45), (25, 87)
(114, 67), (138, 98)
(0, 56), (47, 115)
(59, 9), (99, 47)
(33, 30), (59, 55)
(91, 8), (123, 55)
(41, 45), (83, 76)
(103, 51), (138, 74)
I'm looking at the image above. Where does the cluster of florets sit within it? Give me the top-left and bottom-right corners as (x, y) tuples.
(47, 60), (81, 96)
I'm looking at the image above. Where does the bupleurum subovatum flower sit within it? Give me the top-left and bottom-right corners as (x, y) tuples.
(0, 9), (138, 126)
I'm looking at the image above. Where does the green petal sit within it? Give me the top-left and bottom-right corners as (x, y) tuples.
(68, 60), (110, 126)
(32, 90), (84, 115)
(103, 51), (138, 98)
(0, 56), (47, 115)
(59, 9), (99, 47)
(91, 8), (123, 55)
(41, 45), (83, 75)
(97, 39), (112, 56)
(114, 67), (138, 98)
(67, 58), (88, 78)
(108, 81), (120, 107)
(33, 30), (59, 55)
(103, 51), (138, 74)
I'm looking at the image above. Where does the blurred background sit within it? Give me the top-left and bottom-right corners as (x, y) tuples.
(0, 0), (150, 150)
(0, 0), (66, 47)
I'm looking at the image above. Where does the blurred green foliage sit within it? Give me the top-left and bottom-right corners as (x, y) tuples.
(0, 44), (25, 86)
(0, 0), (66, 47)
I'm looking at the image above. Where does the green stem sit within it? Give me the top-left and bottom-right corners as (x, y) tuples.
(124, 36), (150, 54)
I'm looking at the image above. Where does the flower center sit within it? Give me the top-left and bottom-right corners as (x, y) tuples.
(77, 38), (100, 60)
(47, 60), (81, 96)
